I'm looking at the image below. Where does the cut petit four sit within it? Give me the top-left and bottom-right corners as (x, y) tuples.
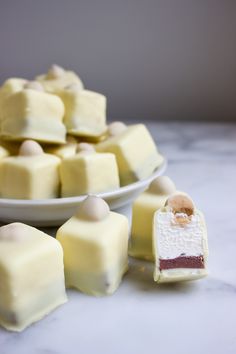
(60, 143), (119, 197)
(96, 122), (164, 185)
(57, 86), (107, 138)
(0, 223), (67, 332)
(56, 196), (129, 296)
(36, 64), (84, 93)
(1, 81), (66, 144)
(129, 176), (176, 261)
(0, 140), (60, 199)
(44, 136), (78, 159)
(153, 192), (209, 283)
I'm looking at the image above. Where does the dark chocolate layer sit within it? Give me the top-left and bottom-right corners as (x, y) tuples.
(160, 255), (204, 270)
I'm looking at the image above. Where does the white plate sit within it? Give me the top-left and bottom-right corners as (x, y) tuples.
(0, 158), (167, 226)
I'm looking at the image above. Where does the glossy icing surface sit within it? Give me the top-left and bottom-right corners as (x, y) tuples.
(0, 223), (67, 331)
(56, 198), (129, 296)
(57, 89), (107, 137)
(60, 152), (120, 197)
(96, 124), (164, 185)
(0, 144), (60, 199)
(1, 89), (66, 143)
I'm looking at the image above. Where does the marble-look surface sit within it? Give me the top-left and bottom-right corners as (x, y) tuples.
(1, 122), (236, 354)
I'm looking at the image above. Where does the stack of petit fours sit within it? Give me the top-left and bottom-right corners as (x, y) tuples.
(0, 64), (164, 199)
(0, 65), (209, 333)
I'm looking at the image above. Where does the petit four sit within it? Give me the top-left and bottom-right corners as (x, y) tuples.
(129, 176), (176, 261)
(56, 196), (129, 296)
(0, 223), (67, 331)
(0, 78), (28, 106)
(96, 122), (164, 185)
(153, 192), (209, 282)
(60, 143), (120, 197)
(0, 81), (66, 143)
(57, 86), (107, 138)
(0, 140), (60, 199)
(44, 135), (78, 159)
(36, 64), (84, 93)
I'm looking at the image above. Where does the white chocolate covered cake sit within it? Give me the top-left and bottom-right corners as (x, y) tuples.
(36, 64), (84, 93)
(56, 196), (129, 296)
(44, 135), (78, 159)
(0, 223), (67, 332)
(96, 122), (164, 185)
(1, 81), (66, 143)
(0, 66), (166, 200)
(153, 192), (209, 283)
(0, 78), (28, 108)
(56, 86), (107, 138)
(0, 140), (60, 199)
(129, 176), (176, 261)
(60, 143), (120, 197)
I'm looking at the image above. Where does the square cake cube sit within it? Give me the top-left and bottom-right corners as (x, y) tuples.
(1, 85), (66, 143)
(96, 123), (163, 185)
(36, 64), (84, 93)
(56, 196), (129, 296)
(0, 140), (60, 199)
(60, 144), (119, 197)
(57, 87), (107, 138)
(0, 78), (27, 101)
(0, 78), (28, 121)
(44, 136), (78, 159)
(129, 176), (176, 261)
(0, 223), (67, 331)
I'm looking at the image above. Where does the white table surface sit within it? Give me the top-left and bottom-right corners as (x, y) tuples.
(1, 121), (236, 354)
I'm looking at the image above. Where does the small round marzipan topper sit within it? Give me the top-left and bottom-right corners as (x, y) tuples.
(76, 142), (95, 154)
(19, 140), (44, 156)
(0, 223), (30, 242)
(24, 81), (44, 92)
(76, 196), (110, 221)
(65, 83), (82, 91)
(108, 121), (127, 137)
(148, 176), (176, 195)
(47, 64), (65, 79)
(166, 192), (195, 216)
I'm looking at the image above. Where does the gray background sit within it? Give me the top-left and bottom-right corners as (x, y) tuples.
(0, 0), (236, 121)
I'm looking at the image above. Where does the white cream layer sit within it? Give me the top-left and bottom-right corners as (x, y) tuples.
(155, 211), (205, 259)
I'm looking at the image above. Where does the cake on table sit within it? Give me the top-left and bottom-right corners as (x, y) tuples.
(153, 192), (209, 283)
(56, 196), (129, 296)
(0, 223), (67, 332)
